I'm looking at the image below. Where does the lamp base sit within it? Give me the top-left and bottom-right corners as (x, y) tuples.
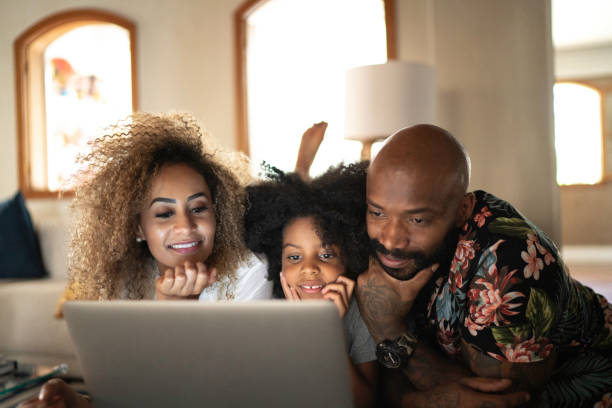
(360, 140), (373, 161)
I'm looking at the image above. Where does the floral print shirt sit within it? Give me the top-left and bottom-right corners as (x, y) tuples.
(424, 191), (612, 364)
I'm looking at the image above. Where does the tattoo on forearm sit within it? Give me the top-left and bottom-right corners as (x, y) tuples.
(356, 276), (403, 339)
(406, 344), (469, 391)
(421, 389), (459, 408)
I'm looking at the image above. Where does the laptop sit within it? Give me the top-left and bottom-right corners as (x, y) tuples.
(62, 300), (352, 408)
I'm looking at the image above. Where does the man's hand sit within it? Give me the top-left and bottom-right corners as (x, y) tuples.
(356, 258), (437, 342)
(156, 261), (217, 300)
(17, 379), (92, 408)
(406, 377), (530, 408)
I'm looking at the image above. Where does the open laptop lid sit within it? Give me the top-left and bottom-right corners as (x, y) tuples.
(63, 300), (352, 408)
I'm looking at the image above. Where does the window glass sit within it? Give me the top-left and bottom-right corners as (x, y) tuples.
(245, 0), (388, 176)
(43, 24), (132, 191)
(553, 82), (603, 185)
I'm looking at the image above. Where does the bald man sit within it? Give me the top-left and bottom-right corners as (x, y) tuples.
(356, 125), (612, 407)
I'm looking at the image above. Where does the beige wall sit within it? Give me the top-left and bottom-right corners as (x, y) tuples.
(397, 0), (561, 243)
(556, 44), (612, 245)
(1, 0), (561, 243)
(561, 184), (612, 245)
(0, 0), (243, 198)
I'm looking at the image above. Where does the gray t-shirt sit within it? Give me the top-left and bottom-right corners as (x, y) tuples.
(343, 297), (376, 364)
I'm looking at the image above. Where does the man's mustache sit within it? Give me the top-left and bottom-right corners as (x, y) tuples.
(369, 239), (421, 261)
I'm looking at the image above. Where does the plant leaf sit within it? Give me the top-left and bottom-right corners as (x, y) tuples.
(488, 217), (533, 239)
(526, 288), (554, 339)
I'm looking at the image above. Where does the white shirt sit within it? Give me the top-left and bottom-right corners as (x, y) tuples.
(198, 253), (272, 301)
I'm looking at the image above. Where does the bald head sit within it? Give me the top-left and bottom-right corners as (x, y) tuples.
(365, 124), (474, 280)
(370, 124), (471, 197)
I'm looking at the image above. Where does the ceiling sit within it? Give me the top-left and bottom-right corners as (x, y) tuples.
(552, 0), (612, 49)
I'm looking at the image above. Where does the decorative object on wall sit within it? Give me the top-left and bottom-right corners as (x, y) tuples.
(344, 61), (436, 160)
(14, 9), (138, 198)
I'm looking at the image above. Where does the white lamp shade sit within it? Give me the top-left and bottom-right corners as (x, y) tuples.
(344, 61), (436, 141)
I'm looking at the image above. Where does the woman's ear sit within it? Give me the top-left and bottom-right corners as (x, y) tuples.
(455, 192), (476, 228)
(136, 224), (145, 242)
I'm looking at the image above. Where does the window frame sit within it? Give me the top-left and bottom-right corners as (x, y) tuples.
(14, 9), (138, 198)
(233, 0), (397, 156)
(555, 78), (612, 188)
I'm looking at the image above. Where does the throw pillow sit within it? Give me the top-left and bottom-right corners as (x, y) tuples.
(0, 191), (47, 278)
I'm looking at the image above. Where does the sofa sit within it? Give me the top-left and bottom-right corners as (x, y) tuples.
(0, 198), (81, 377)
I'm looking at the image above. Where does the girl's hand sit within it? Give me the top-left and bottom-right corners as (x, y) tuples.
(322, 276), (355, 318)
(156, 261), (217, 300)
(295, 121), (327, 180)
(17, 378), (92, 408)
(279, 272), (301, 300)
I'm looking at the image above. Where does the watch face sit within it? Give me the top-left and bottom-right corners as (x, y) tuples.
(380, 350), (402, 369)
(376, 333), (417, 369)
(376, 344), (403, 369)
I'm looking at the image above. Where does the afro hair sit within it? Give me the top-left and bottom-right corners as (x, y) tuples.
(244, 161), (369, 298)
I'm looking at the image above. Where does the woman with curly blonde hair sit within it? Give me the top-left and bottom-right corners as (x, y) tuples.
(66, 111), (271, 302)
(22, 116), (328, 408)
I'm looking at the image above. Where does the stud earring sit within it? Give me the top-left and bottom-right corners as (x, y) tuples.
(136, 237), (144, 243)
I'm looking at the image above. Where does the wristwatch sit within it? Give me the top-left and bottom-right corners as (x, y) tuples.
(376, 331), (418, 369)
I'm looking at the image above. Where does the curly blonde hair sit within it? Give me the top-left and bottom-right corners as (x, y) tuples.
(67, 112), (252, 300)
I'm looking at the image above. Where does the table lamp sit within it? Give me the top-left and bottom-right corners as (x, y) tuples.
(344, 61), (436, 160)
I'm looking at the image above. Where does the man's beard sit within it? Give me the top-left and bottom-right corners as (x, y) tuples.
(369, 227), (459, 281)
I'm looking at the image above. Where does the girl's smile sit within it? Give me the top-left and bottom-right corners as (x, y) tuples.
(281, 216), (345, 300)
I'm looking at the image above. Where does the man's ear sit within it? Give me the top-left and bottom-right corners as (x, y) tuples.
(455, 192), (476, 227)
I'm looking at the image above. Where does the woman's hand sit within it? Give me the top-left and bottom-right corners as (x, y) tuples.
(156, 261), (217, 300)
(322, 276), (355, 318)
(17, 379), (91, 408)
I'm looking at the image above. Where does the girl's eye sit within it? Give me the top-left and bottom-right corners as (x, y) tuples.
(287, 254), (301, 262)
(368, 210), (383, 217)
(320, 252), (336, 260)
(155, 211), (173, 219)
(192, 206), (209, 214)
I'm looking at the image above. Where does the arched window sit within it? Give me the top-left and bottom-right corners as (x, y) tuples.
(553, 81), (606, 185)
(14, 9), (137, 198)
(235, 0), (395, 175)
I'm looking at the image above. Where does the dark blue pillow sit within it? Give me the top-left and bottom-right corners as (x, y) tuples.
(0, 191), (47, 278)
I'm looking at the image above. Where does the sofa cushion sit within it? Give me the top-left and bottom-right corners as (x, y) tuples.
(0, 191), (47, 278)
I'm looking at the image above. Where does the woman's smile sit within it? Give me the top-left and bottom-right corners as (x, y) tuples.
(138, 163), (216, 272)
(168, 239), (203, 254)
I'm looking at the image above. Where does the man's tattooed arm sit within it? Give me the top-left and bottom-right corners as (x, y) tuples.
(405, 342), (470, 390)
(356, 273), (409, 342)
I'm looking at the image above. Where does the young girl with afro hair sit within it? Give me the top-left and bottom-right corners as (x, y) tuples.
(244, 161), (378, 407)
